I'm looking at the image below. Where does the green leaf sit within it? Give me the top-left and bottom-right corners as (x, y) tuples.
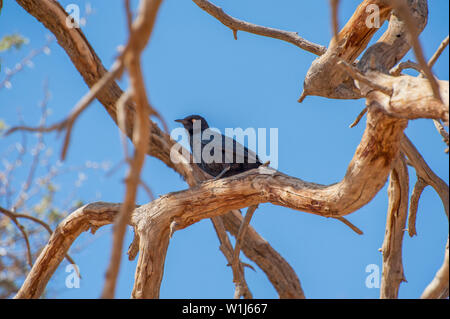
(0, 34), (29, 52)
(0, 119), (6, 131)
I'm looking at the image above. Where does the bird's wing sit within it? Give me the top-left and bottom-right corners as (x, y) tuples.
(202, 129), (259, 164)
(221, 133), (259, 164)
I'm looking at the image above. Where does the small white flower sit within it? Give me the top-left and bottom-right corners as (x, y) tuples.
(4, 81), (12, 89)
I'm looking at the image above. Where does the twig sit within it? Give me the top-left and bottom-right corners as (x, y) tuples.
(330, 0), (340, 42)
(127, 230), (140, 261)
(12, 81), (50, 211)
(101, 0), (163, 299)
(6, 61), (124, 160)
(191, 0), (326, 56)
(0, 36), (54, 90)
(297, 90), (307, 103)
(232, 204), (258, 299)
(432, 119), (449, 153)
(0, 206), (79, 275)
(116, 90), (132, 160)
(407, 177), (427, 237)
(401, 135), (449, 298)
(211, 216), (253, 299)
(334, 216), (363, 235)
(428, 35), (449, 69)
(14, 202), (121, 298)
(124, 0), (133, 32)
(140, 179), (155, 201)
(401, 135), (449, 219)
(389, 60), (423, 76)
(391, 0), (442, 102)
(0, 206), (33, 267)
(349, 107), (367, 128)
(337, 60), (393, 96)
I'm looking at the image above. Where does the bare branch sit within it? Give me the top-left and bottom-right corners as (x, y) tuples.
(401, 135), (449, 219)
(330, 0), (340, 42)
(380, 154), (409, 299)
(15, 0), (304, 299)
(334, 216), (363, 235)
(432, 119), (449, 152)
(101, 0), (163, 299)
(365, 73), (448, 123)
(232, 204), (258, 299)
(222, 210), (305, 299)
(211, 216), (253, 299)
(349, 107), (367, 128)
(1, 207), (80, 277)
(389, 60), (423, 76)
(302, 0), (394, 100)
(337, 60), (393, 96)
(407, 177), (427, 237)
(12, 83), (51, 211)
(14, 202), (121, 299)
(421, 239), (449, 299)
(6, 60), (124, 160)
(0, 36), (54, 90)
(428, 35), (449, 69)
(0, 206), (33, 267)
(191, 0), (326, 56)
(391, 0), (442, 102)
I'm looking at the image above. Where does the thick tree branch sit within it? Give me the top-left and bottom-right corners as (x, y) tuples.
(14, 0), (448, 301)
(301, 0), (394, 100)
(14, 0), (308, 299)
(302, 0), (430, 101)
(14, 203), (121, 299)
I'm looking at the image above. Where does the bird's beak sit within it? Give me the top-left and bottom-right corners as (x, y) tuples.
(175, 119), (186, 124)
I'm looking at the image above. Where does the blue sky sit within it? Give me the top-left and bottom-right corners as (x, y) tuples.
(0, 0), (448, 299)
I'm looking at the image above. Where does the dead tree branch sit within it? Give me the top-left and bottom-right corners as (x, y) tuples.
(211, 216), (253, 299)
(13, 0), (448, 300)
(391, 0), (441, 102)
(380, 154), (409, 299)
(421, 238), (449, 299)
(101, 0), (162, 299)
(232, 204), (258, 299)
(191, 0), (326, 55)
(14, 0), (306, 299)
(14, 202), (121, 298)
(428, 35), (449, 69)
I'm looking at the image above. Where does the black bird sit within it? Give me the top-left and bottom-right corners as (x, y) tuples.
(175, 115), (262, 178)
